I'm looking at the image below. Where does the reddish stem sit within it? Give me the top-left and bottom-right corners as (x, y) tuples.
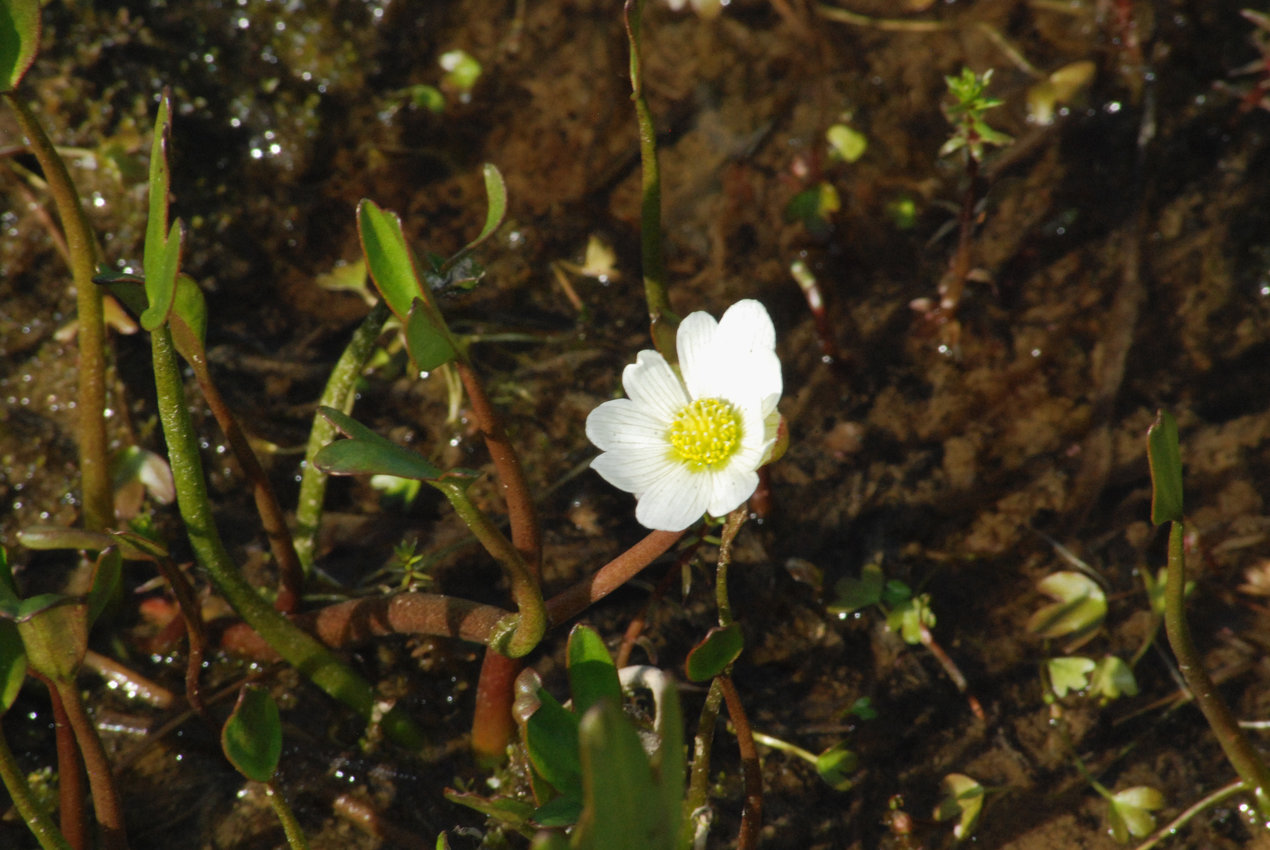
(36, 674), (87, 850)
(546, 530), (684, 625)
(718, 675), (762, 850)
(52, 679), (129, 850)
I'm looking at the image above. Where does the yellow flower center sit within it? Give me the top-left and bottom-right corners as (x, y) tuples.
(668, 398), (743, 470)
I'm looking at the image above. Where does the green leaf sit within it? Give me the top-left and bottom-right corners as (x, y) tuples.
(1106, 785), (1165, 842)
(826, 124), (867, 163)
(357, 200), (425, 324)
(454, 163), (507, 259)
(85, 547), (121, 628)
(574, 700), (677, 850)
(1091, 655), (1138, 700)
(221, 685), (282, 783)
(934, 773), (985, 841)
(171, 273), (207, 349)
(886, 594), (934, 645)
(0, 620), (26, 713)
(523, 679), (582, 799)
(313, 406), (452, 482)
(0, 0), (40, 92)
(405, 300), (459, 372)
(566, 625), (622, 717)
(1046, 656), (1095, 698)
(1147, 410), (1183, 525)
(827, 562), (885, 616)
(533, 793), (583, 827)
(814, 744), (858, 791)
(16, 600), (87, 682)
(141, 95), (184, 331)
(443, 790), (536, 834)
(684, 622), (744, 682)
(1026, 572), (1106, 643)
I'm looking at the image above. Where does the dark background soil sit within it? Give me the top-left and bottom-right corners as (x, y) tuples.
(4, 1), (1270, 848)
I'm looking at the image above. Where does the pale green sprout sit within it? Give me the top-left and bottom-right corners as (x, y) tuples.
(934, 773), (985, 841)
(1106, 786), (1165, 843)
(1090, 656), (1138, 701)
(1026, 571), (1107, 646)
(1046, 656), (1096, 698)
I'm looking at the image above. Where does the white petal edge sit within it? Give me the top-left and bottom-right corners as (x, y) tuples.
(585, 398), (670, 453)
(591, 446), (680, 496)
(706, 466), (760, 517)
(635, 465), (712, 531)
(622, 350), (690, 422)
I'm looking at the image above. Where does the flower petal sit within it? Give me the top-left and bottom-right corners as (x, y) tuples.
(635, 466), (712, 531)
(716, 299), (776, 358)
(590, 443), (677, 495)
(676, 310), (721, 400)
(623, 350), (690, 421)
(586, 398), (668, 453)
(706, 466), (760, 517)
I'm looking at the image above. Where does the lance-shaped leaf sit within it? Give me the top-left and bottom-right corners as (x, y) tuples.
(0, 549), (24, 712)
(1147, 410), (1183, 525)
(314, 406), (454, 482)
(405, 299), (458, 372)
(1027, 571), (1106, 644)
(221, 685), (282, 783)
(567, 625), (622, 717)
(0, 0), (40, 92)
(513, 669), (582, 804)
(450, 163), (507, 264)
(684, 622), (743, 682)
(140, 94), (185, 331)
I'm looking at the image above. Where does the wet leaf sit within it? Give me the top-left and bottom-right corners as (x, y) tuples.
(16, 600), (87, 682)
(1027, 572), (1106, 643)
(934, 773), (985, 840)
(522, 677), (582, 800)
(0, 619), (25, 713)
(567, 625), (621, 717)
(684, 622), (744, 682)
(221, 685), (282, 783)
(86, 547), (121, 628)
(357, 200), (426, 324)
(1091, 655), (1138, 700)
(314, 407), (476, 484)
(0, 0), (40, 92)
(1106, 785), (1165, 842)
(141, 94), (185, 331)
(1046, 656), (1095, 697)
(405, 300), (458, 372)
(1147, 410), (1183, 525)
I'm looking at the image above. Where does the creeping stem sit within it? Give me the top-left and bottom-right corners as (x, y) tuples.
(150, 324), (426, 750)
(3, 94), (113, 532)
(1162, 521), (1270, 816)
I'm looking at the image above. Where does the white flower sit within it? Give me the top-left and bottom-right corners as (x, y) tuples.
(586, 299), (782, 531)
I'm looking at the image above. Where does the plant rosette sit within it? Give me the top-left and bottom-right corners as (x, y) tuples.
(585, 299), (782, 531)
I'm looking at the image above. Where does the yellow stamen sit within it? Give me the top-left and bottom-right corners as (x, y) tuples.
(668, 398), (742, 470)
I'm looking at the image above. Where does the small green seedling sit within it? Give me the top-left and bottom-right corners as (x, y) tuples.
(1026, 571), (1106, 646)
(222, 686), (309, 850)
(941, 68), (1013, 163)
(1046, 656), (1095, 698)
(933, 773), (985, 841)
(1105, 785), (1165, 843)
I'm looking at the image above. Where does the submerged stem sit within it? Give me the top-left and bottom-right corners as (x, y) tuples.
(3, 94), (113, 532)
(1162, 520), (1270, 816)
(0, 725), (73, 850)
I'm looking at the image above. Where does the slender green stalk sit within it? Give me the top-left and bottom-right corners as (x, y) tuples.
(3, 93), (113, 532)
(150, 324), (426, 750)
(715, 509), (747, 628)
(265, 784), (310, 850)
(1162, 520), (1270, 815)
(0, 723), (74, 850)
(295, 301), (390, 570)
(623, 0), (677, 359)
(434, 481), (544, 658)
(1132, 778), (1247, 850)
(682, 677), (724, 850)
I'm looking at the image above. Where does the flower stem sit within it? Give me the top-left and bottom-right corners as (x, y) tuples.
(682, 677), (724, 850)
(33, 676), (86, 849)
(623, 0), (677, 359)
(718, 675), (763, 850)
(150, 324), (426, 751)
(48, 677), (128, 850)
(1162, 520), (1270, 816)
(294, 301), (390, 570)
(3, 93), (113, 532)
(0, 722), (73, 850)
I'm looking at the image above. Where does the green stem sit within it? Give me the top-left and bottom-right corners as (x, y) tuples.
(1162, 520), (1270, 815)
(623, 0), (677, 359)
(715, 509), (747, 628)
(294, 301), (390, 570)
(150, 324), (426, 751)
(434, 480), (544, 658)
(747, 730), (818, 765)
(265, 784), (310, 850)
(681, 677), (724, 850)
(3, 93), (113, 532)
(1132, 778), (1247, 850)
(0, 720), (74, 850)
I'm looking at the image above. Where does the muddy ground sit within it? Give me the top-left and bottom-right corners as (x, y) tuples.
(4, 0), (1270, 848)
